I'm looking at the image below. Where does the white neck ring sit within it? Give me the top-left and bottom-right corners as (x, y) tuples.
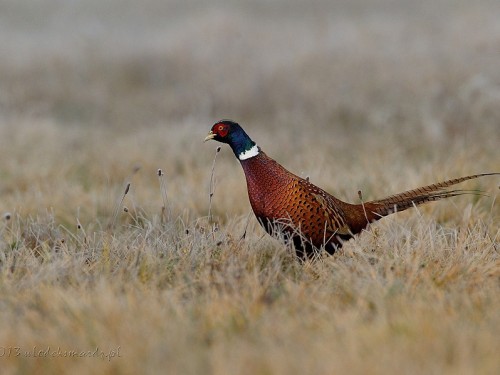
(238, 145), (260, 160)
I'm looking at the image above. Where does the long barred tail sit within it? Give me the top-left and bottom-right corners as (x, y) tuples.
(365, 173), (499, 219)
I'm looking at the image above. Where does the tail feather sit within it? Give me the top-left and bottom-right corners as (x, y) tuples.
(365, 173), (499, 219)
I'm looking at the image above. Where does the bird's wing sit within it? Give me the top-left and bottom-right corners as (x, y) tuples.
(297, 179), (352, 236)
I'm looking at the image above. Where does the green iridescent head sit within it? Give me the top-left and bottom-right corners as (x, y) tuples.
(204, 120), (259, 160)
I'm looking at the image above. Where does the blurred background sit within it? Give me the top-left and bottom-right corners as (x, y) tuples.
(2, 0), (499, 131)
(0, 0), (499, 222)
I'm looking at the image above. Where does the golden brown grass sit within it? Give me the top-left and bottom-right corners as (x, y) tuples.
(1, 1), (499, 374)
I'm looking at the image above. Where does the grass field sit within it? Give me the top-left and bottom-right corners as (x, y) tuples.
(0, 1), (499, 374)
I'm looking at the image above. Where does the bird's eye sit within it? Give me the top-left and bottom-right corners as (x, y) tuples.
(215, 123), (229, 137)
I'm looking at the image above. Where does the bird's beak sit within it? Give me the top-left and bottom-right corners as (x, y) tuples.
(204, 131), (216, 142)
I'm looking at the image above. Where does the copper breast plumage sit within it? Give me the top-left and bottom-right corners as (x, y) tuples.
(240, 152), (353, 252)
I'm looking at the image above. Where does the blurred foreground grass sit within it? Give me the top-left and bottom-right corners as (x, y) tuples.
(0, 1), (499, 374)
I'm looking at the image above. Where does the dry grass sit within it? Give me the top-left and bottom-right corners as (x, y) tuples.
(1, 1), (499, 374)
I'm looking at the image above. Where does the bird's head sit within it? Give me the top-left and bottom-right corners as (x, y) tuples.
(204, 120), (259, 160)
(204, 119), (240, 144)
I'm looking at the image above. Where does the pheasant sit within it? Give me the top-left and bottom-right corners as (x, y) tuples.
(205, 120), (498, 258)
